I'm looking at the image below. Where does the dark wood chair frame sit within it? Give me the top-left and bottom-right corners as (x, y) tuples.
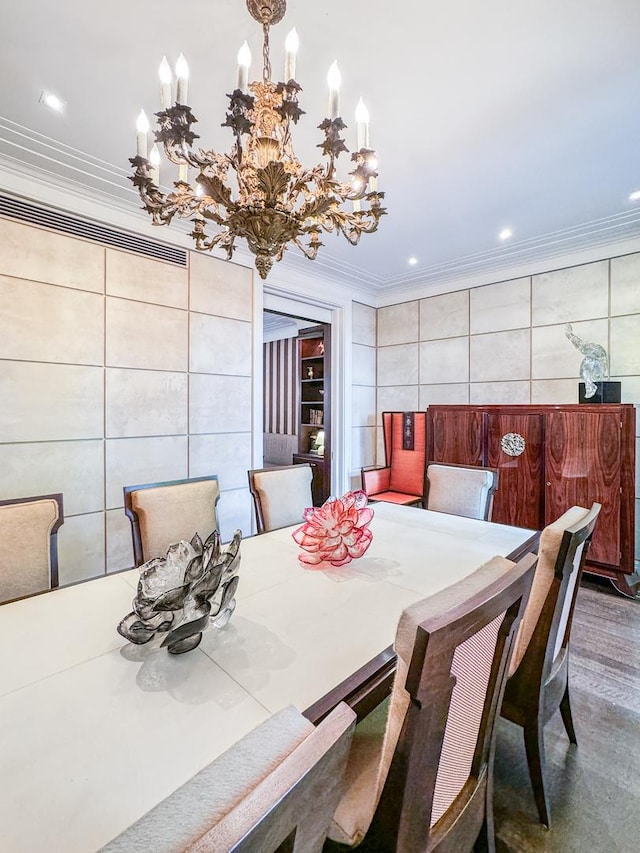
(247, 464), (312, 535)
(0, 492), (64, 590)
(424, 460), (500, 522)
(368, 551), (537, 853)
(123, 476), (220, 568)
(500, 502), (601, 828)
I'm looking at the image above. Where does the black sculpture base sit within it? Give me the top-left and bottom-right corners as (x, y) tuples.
(579, 381), (621, 404)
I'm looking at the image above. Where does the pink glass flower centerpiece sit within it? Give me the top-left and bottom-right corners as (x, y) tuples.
(292, 490), (374, 569)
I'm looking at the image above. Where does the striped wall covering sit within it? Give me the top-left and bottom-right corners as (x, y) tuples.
(264, 337), (298, 435)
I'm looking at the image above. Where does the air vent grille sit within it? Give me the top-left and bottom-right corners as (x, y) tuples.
(0, 194), (187, 266)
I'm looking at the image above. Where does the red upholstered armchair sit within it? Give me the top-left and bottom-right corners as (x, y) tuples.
(361, 411), (426, 507)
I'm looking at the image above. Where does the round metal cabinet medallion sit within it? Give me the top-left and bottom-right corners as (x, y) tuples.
(500, 432), (526, 457)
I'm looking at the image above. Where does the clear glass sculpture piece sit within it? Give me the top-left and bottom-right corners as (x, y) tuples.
(117, 529), (242, 654)
(565, 323), (609, 398)
(292, 490), (374, 569)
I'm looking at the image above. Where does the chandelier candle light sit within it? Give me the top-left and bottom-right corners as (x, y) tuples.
(130, 0), (386, 279)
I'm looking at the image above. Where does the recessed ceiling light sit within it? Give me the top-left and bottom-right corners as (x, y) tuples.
(39, 90), (65, 112)
(629, 190), (640, 202)
(498, 228), (513, 240)
(408, 256), (418, 265)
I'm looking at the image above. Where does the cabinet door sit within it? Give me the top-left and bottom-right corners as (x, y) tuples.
(429, 410), (483, 465)
(486, 413), (545, 530)
(545, 411), (621, 566)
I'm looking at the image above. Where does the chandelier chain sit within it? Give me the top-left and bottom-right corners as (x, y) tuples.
(262, 23), (271, 82)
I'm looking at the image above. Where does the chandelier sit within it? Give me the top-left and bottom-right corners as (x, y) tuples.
(130, 0), (386, 279)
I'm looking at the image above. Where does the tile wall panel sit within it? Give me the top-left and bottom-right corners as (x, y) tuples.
(189, 253), (252, 320)
(0, 440), (104, 516)
(0, 217), (255, 580)
(376, 386), (420, 422)
(106, 249), (187, 308)
(470, 329), (530, 382)
(217, 487), (254, 542)
(470, 277), (530, 334)
(106, 368), (188, 437)
(531, 379), (580, 404)
(610, 315), (640, 376)
(469, 381), (530, 405)
(419, 384), (469, 407)
(189, 433), (252, 491)
(420, 290), (469, 340)
(0, 277), (104, 365)
(106, 298), (188, 371)
(105, 436), (188, 509)
(419, 338), (469, 384)
(0, 361), (104, 442)
(378, 343), (419, 386)
(352, 344), (376, 386)
(0, 218), (104, 292)
(611, 253), (640, 316)
(377, 301), (419, 346)
(352, 427), (376, 470)
(532, 319), (608, 379)
(189, 314), (252, 376)
(352, 302), (376, 346)
(352, 386), (377, 428)
(532, 261), (608, 325)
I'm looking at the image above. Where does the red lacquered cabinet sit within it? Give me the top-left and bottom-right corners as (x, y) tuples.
(426, 404), (637, 597)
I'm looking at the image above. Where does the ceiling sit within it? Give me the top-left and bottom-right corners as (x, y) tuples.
(1, 0), (640, 293)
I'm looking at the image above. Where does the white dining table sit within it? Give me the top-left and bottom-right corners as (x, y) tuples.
(0, 502), (536, 853)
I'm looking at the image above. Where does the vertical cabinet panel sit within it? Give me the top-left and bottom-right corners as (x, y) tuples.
(486, 414), (545, 530)
(545, 411), (621, 566)
(429, 410), (484, 465)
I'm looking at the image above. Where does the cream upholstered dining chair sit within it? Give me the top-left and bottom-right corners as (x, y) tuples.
(248, 464), (313, 534)
(124, 476), (220, 567)
(100, 702), (356, 853)
(0, 493), (64, 603)
(500, 502), (601, 828)
(424, 461), (499, 521)
(327, 551), (537, 852)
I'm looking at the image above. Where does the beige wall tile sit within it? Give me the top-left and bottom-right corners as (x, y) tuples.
(532, 319), (608, 380)
(189, 374), (252, 434)
(0, 217), (104, 293)
(420, 290), (469, 341)
(419, 337), (469, 384)
(378, 343), (419, 386)
(532, 261), (608, 325)
(352, 344), (376, 386)
(0, 440), (104, 516)
(57, 512), (105, 586)
(106, 509), (134, 573)
(470, 277), (530, 334)
(610, 316), (640, 376)
(611, 375), (640, 410)
(105, 436), (188, 509)
(470, 381), (530, 405)
(217, 487), (254, 541)
(0, 361), (103, 442)
(352, 302), (376, 346)
(352, 426), (376, 469)
(106, 368), (187, 437)
(470, 329), (530, 382)
(531, 379), (580, 404)
(189, 432), (252, 491)
(190, 314), (251, 376)
(377, 302), (419, 346)
(352, 386), (376, 427)
(611, 254), (640, 317)
(106, 249), (187, 308)
(106, 298), (188, 371)
(189, 253), (252, 320)
(0, 277), (104, 365)
(376, 386), (420, 423)
(419, 384), (469, 408)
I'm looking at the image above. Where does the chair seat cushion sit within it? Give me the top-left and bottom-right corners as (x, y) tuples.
(370, 491), (422, 506)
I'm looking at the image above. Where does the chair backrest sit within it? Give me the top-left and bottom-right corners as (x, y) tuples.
(425, 461), (499, 521)
(508, 503), (601, 679)
(100, 702), (356, 853)
(124, 477), (220, 567)
(382, 411), (427, 496)
(0, 493), (64, 603)
(330, 552), (536, 850)
(248, 465), (313, 534)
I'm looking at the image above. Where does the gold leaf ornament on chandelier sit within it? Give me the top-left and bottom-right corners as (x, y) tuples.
(130, 0), (386, 279)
